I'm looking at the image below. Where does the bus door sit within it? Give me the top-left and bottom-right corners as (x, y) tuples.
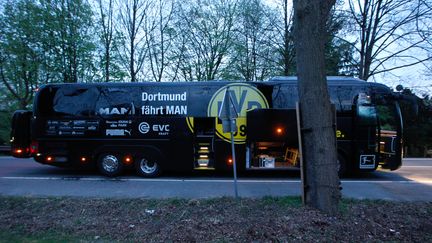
(375, 97), (402, 170)
(193, 117), (216, 170)
(355, 93), (379, 170)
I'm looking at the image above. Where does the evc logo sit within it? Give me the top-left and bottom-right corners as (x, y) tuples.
(207, 83), (269, 144)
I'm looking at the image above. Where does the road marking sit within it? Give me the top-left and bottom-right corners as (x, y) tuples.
(401, 166), (432, 168)
(1, 176), (432, 184)
(0, 176), (299, 183)
(342, 180), (432, 184)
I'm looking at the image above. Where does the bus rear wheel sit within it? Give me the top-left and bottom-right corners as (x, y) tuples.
(97, 153), (123, 177)
(135, 156), (161, 177)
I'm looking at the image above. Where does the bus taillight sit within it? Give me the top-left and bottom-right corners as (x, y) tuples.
(14, 148), (23, 154)
(13, 147), (30, 156)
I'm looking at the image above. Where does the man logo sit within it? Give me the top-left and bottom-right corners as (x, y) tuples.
(138, 122), (150, 134)
(207, 83), (269, 144)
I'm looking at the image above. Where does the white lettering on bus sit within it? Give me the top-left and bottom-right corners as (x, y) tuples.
(141, 106), (164, 115)
(165, 105), (187, 115)
(98, 107), (134, 115)
(142, 92), (187, 101)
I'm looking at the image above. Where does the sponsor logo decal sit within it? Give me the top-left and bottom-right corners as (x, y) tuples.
(138, 122), (170, 136)
(207, 83), (269, 144)
(99, 107), (135, 115)
(359, 155), (376, 169)
(106, 129), (131, 136)
(138, 122), (150, 134)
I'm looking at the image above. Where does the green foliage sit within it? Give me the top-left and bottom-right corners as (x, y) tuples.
(0, 109), (10, 146)
(95, 33), (128, 82)
(0, 0), (98, 142)
(0, 0), (41, 109)
(173, 0), (237, 81)
(221, 0), (357, 80)
(37, 0), (97, 83)
(399, 90), (432, 156)
(222, 0), (279, 81)
(0, 111), (12, 145)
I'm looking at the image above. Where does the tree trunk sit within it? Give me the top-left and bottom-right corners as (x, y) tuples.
(293, 0), (340, 215)
(105, 47), (110, 82)
(130, 38), (136, 82)
(283, 0), (290, 76)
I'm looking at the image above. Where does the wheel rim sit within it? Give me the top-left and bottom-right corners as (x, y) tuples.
(140, 158), (157, 174)
(102, 155), (119, 173)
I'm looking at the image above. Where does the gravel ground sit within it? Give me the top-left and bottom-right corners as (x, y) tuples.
(0, 196), (431, 242)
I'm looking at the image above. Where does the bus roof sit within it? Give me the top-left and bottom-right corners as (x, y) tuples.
(268, 76), (365, 83)
(39, 76), (386, 89)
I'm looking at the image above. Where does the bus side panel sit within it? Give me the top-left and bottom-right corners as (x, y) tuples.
(167, 118), (195, 172)
(336, 114), (356, 172)
(213, 140), (246, 172)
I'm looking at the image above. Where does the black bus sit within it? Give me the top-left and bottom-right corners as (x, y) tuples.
(11, 77), (403, 177)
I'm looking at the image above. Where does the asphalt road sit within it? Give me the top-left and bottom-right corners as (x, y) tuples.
(0, 157), (431, 201)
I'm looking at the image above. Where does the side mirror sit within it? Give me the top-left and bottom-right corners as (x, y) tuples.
(395, 84), (404, 92)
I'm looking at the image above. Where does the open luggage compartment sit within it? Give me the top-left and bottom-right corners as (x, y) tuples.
(246, 109), (299, 170)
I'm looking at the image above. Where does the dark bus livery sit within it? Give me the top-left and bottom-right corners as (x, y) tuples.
(11, 77), (403, 177)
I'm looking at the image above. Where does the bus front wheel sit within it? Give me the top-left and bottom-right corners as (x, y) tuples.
(135, 156), (161, 177)
(97, 153), (123, 177)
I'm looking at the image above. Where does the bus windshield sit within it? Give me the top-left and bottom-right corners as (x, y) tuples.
(375, 96), (398, 131)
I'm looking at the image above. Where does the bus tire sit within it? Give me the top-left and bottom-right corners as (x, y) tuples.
(135, 155), (161, 177)
(337, 153), (348, 177)
(97, 153), (123, 177)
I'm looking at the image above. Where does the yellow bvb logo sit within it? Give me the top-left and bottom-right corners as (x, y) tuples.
(207, 83), (269, 144)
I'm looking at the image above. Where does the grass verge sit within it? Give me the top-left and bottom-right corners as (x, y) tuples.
(0, 196), (431, 242)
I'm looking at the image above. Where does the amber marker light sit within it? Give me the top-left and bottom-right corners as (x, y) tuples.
(80, 157), (87, 163)
(14, 149), (23, 154)
(227, 158), (233, 165)
(123, 155), (133, 165)
(276, 127), (283, 134)
(46, 156), (53, 162)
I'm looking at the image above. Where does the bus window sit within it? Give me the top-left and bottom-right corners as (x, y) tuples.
(375, 97), (398, 131)
(272, 84), (298, 109)
(356, 93), (377, 125)
(53, 87), (100, 117)
(35, 86), (57, 117)
(329, 86), (356, 112)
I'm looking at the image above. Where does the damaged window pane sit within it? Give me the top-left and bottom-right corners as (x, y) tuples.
(95, 88), (136, 116)
(53, 87), (100, 116)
